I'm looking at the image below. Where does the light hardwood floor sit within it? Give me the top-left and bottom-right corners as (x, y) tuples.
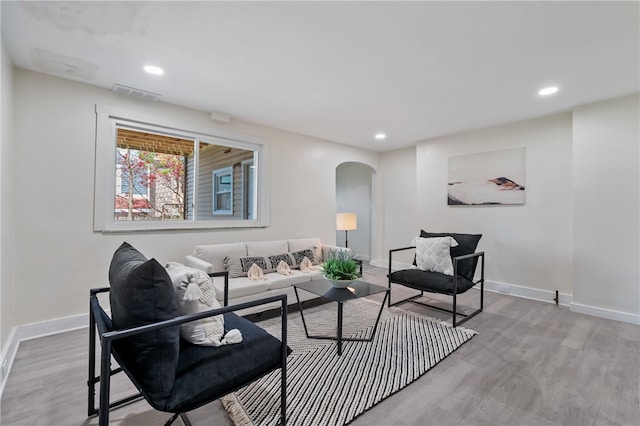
(1, 265), (639, 425)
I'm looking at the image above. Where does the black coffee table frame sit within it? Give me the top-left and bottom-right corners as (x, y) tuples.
(293, 279), (389, 356)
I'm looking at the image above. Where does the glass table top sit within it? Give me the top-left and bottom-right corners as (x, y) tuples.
(294, 279), (388, 303)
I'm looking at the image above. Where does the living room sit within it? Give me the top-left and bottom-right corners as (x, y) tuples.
(1, 2), (639, 425)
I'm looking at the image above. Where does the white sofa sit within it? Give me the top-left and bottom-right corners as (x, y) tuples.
(185, 238), (350, 315)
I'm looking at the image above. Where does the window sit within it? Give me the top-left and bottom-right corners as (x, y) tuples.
(94, 106), (269, 231)
(115, 129), (188, 221)
(212, 167), (233, 215)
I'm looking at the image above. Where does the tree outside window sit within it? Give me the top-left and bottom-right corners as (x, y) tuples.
(115, 129), (189, 221)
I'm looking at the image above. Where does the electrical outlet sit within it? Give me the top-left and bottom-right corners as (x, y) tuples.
(497, 284), (510, 294)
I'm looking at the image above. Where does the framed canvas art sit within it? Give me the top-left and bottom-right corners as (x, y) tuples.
(448, 147), (525, 205)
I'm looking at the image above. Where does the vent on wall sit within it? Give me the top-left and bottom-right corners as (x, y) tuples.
(112, 84), (161, 101)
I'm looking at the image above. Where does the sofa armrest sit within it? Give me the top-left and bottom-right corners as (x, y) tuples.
(185, 255), (214, 274)
(320, 244), (353, 262)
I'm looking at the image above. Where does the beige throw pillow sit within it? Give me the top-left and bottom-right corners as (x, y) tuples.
(276, 260), (293, 275)
(165, 262), (242, 346)
(411, 236), (459, 276)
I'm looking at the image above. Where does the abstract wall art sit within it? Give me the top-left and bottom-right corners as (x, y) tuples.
(448, 147), (525, 205)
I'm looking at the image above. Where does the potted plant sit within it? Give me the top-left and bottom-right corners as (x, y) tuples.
(322, 249), (359, 288)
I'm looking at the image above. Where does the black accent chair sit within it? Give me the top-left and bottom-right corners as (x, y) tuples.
(388, 231), (485, 327)
(87, 243), (288, 426)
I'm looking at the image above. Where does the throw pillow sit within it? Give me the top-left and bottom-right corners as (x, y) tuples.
(225, 250), (316, 277)
(165, 262), (242, 346)
(420, 230), (482, 280)
(276, 260), (293, 275)
(299, 256), (313, 272)
(412, 236), (459, 276)
(247, 263), (267, 280)
(291, 249), (315, 266)
(108, 242), (179, 404)
(225, 255), (274, 278)
(268, 253), (295, 268)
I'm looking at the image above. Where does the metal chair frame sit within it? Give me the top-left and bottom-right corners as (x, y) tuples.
(88, 285), (288, 426)
(388, 247), (485, 327)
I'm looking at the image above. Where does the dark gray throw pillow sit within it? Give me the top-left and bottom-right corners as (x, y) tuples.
(420, 231), (482, 281)
(108, 242), (179, 406)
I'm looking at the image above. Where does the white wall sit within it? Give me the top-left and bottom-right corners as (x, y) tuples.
(572, 94), (639, 319)
(336, 162), (373, 259)
(9, 69), (379, 325)
(1, 38), (15, 373)
(412, 113), (574, 295)
(379, 97), (640, 323)
(377, 147), (418, 267)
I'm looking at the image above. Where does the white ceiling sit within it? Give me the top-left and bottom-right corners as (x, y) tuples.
(2, 1), (639, 152)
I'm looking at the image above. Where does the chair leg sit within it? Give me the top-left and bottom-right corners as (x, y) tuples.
(452, 291), (458, 327)
(164, 413), (191, 426)
(180, 413), (193, 426)
(98, 340), (112, 426)
(88, 302), (97, 416)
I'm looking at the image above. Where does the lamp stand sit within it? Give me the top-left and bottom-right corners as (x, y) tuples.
(344, 230), (349, 248)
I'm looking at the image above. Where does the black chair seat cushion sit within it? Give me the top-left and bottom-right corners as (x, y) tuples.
(390, 269), (475, 295)
(420, 230), (482, 280)
(163, 312), (289, 413)
(108, 242), (180, 406)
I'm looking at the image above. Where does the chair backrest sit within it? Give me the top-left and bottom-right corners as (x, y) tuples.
(108, 242), (180, 406)
(420, 230), (482, 281)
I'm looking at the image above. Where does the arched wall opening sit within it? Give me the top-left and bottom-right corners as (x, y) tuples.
(335, 162), (376, 261)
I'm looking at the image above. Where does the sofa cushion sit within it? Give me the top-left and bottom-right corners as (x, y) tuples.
(246, 240), (288, 257)
(192, 243), (247, 273)
(213, 276), (271, 300)
(288, 238), (322, 263)
(420, 230), (482, 281)
(267, 270), (314, 290)
(108, 242), (179, 405)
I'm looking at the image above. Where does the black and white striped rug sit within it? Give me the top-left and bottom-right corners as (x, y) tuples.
(222, 298), (476, 426)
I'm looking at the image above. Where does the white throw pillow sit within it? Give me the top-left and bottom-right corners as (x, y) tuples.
(165, 262), (242, 346)
(411, 236), (459, 276)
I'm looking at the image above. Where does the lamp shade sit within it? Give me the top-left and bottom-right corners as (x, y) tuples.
(336, 212), (357, 231)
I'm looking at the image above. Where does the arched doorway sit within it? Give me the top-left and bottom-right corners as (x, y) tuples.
(336, 162), (375, 261)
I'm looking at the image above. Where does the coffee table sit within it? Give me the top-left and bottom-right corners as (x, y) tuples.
(293, 279), (389, 356)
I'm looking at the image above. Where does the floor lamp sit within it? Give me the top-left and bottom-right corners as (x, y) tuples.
(336, 212), (357, 249)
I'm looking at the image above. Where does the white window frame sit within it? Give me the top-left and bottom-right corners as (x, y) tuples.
(94, 105), (270, 232)
(241, 159), (257, 220)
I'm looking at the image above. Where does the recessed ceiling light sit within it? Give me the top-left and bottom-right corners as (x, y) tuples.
(144, 65), (164, 75)
(538, 86), (559, 96)
(375, 133), (386, 140)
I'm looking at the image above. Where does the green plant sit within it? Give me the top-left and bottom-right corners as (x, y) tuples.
(322, 249), (359, 281)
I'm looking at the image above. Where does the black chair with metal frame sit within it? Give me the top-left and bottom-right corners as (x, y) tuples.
(87, 242), (288, 426)
(388, 231), (485, 327)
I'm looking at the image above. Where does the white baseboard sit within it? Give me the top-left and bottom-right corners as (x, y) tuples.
(374, 258), (639, 325)
(484, 280), (572, 307)
(0, 313), (88, 398)
(570, 302), (640, 325)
